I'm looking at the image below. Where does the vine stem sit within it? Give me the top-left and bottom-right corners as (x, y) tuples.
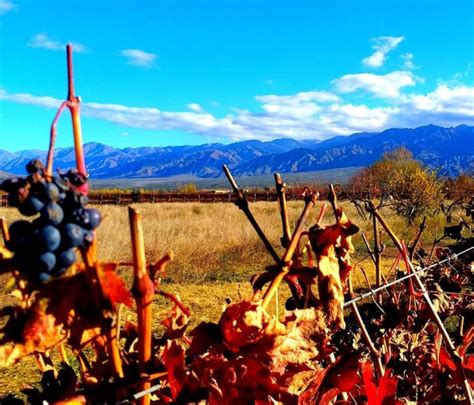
(370, 202), (473, 403)
(46, 101), (68, 177)
(66, 45), (88, 194)
(261, 193), (317, 309)
(129, 207), (154, 405)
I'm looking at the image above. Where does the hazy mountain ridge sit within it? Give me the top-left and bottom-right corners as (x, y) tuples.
(0, 125), (472, 178)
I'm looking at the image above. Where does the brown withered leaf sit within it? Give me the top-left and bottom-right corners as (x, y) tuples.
(219, 299), (285, 350)
(271, 308), (327, 375)
(161, 292), (191, 340)
(0, 298), (66, 366)
(308, 208), (359, 329)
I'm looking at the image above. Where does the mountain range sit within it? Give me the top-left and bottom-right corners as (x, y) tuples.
(0, 125), (472, 180)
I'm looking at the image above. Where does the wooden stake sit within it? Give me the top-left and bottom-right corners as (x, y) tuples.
(0, 217), (9, 243)
(129, 207), (154, 405)
(372, 210), (382, 304)
(262, 193), (317, 309)
(223, 165), (280, 263)
(409, 216), (426, 261)
(274, 173), (292, 247)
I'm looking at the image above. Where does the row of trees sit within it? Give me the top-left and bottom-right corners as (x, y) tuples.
(350, 147), (473, 223)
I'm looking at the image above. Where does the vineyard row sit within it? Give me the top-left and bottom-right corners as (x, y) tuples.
(0, 191), (315, 206)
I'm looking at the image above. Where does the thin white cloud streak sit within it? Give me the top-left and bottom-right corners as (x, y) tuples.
(0, 0), (14, 15)
(1, 82), (473, 142)
(27, 33), (87, 53)
(401, 53), (416, 70)
(121, 49), (157, 67)
(332, 71), (417, 98)
(362, 36), (405, 68)
(187, 103), (204, 112)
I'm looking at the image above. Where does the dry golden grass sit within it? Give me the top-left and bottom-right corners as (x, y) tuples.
(0, 200), (450, 396)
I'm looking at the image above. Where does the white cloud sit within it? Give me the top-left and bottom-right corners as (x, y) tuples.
(332, 70), (417, 98)
(401, 53), (416, 70)
(27, 33), (87, 53)
(121, 49), (157, 68)
(1, 81), (473, 143)
(402, 85), (474, 122)
(187, 103), (204, 113)
(256, 91), (340, 105)
(362, 36), (405, 68)
(0, 0), (14, 15)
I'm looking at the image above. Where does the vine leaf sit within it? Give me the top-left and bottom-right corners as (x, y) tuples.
(97, 262), (133, 308)
(308, 208), (359, 329)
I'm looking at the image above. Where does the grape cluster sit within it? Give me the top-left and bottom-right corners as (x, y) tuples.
(1, 160), (101, 283)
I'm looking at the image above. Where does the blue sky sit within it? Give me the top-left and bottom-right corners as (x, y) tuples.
(0, 0), (472, 152)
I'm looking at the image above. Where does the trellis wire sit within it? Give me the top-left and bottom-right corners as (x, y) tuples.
(344, 246), (474, 307)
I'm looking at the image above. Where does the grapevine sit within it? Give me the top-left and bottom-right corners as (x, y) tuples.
(0, 45), (472, 405)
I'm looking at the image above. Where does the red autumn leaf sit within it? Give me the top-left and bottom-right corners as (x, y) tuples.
(362, 360), (398, 405)
(162, 340), (187, 400)
(317, 387), (340, 405)
(362, 360), (379, 404)
(378, 369), (399, 405)
(97, 263), (133, 307)
(439, 346), (457, 371)
(188, 322), (222, 356)
(219, 300), (272, 349)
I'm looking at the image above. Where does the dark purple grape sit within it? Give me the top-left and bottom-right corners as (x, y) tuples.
(37, 272), (52, 284)
(85, 208), (101, 229)
(7, 221), (34, 252)
(29, 178), (48, 196)
(70, 207), (88, 226)
(61, 223), (85, 248)
(56, 248), (77, 269)
(1, 177), (27, 193)
(37, 252), (56, 273)
(7, 187), (29, 207)
(41, 202), (64, 226)
(35, 225), (61, 252)
(26, 159), (44, 174)
(44, 183), (60, 202)
(61, 169), (87, 187)
(53, 176), (70, 191)
(83, 230), (94, 248)
(18, 197), (44, 216)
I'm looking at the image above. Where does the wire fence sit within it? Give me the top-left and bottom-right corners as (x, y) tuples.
(344, 245), (474, 307)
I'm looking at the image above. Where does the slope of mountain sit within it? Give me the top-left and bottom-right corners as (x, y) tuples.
(0, 125), (472, 179)
(235, 125), (474, 177)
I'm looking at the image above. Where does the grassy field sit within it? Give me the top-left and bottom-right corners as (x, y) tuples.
(0, 200), (451, 396)
(88, 167), (362, 190)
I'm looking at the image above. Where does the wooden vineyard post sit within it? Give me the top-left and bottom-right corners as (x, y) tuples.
(262, 193), (317, 309)
(223, 165), (280, 263)
(274, 173), (292, 248)
(129, 207), (154, 405)
(0, 217), (9, 244)
(372, 209), (383, 304)
(370, 202), (473, 403)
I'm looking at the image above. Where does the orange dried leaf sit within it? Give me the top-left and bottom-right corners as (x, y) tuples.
(97, 262), (133, 307)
